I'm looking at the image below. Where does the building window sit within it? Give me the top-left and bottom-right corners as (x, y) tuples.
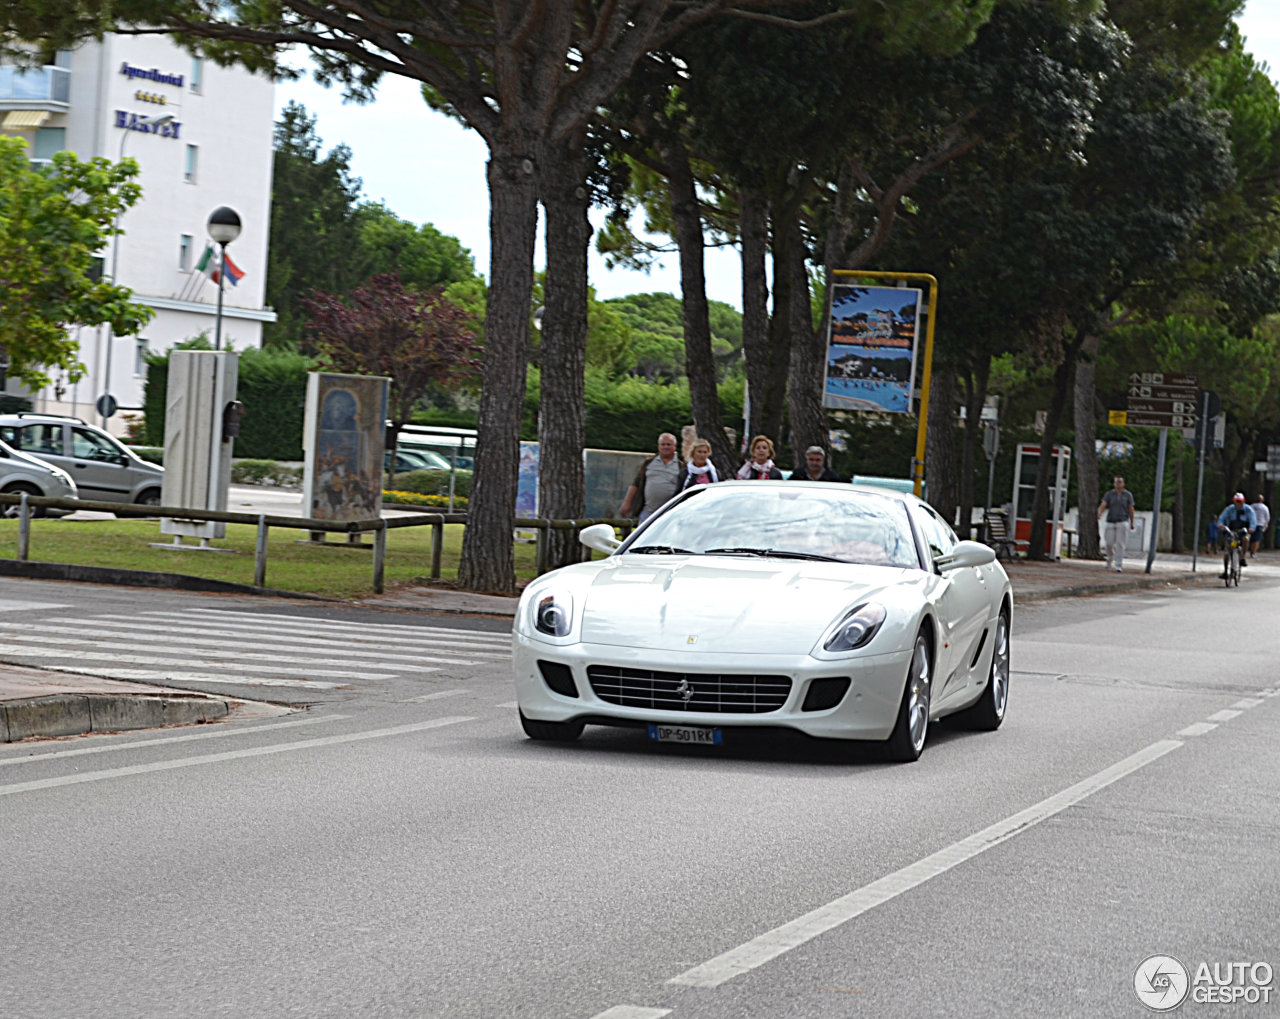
(32, 127), (65, 160)
(178, 233), (192, 270)
(135, 339), (149, 377)
(190, 57), (203, 94)
(184, 144), (197, 183)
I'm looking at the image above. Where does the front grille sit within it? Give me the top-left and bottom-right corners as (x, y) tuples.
(586, 666), (791, 714)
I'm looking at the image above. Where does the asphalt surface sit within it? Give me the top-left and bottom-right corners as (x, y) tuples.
(0, 547), (1241, 743)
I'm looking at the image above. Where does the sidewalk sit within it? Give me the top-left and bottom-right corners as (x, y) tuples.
(0, 550), (1238, 743)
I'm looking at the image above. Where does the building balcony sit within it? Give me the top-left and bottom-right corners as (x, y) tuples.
(0, 64), (71, 111)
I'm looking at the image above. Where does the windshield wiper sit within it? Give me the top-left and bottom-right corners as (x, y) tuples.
(627, 545), (693, 554)
(704, 547), (845, 563)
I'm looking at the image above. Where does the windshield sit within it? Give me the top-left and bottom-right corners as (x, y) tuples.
(626, 486), (921, 568)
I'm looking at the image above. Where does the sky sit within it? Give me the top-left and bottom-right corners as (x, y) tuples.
(273, 4), (1280, 313)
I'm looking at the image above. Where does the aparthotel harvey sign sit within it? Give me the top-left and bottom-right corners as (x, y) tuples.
(119, 62), (184, 87)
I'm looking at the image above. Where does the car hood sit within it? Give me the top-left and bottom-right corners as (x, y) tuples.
(577, 555), (924, 654)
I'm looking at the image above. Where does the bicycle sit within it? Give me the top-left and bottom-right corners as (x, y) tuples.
(1223, 527), (1249, 587)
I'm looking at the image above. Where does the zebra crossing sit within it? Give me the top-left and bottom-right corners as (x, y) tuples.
(0, 606), (511, 692)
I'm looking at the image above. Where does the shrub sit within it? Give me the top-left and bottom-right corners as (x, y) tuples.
(230, 459), (304, 487)
(383, 468), (472, 498)
(383, 489), (469, 510)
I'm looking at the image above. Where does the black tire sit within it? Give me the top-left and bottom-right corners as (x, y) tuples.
(1233, 546), (1241, 586)
(1, 482), (45, 518)
(885, 631), (932, 763)
(1224, 549), (1232, 587)
(519, 710), (584, 742)
(956, 608), (1010, 731)
(137, 489), (161, 506)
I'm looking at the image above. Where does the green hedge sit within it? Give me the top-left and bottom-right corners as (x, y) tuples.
(144, 346), (313, 459)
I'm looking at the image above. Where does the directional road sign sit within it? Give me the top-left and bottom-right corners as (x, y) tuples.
(1112, 371), (1198, 430)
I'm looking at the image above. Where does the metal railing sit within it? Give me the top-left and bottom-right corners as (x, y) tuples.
(0, 492), (630, 594)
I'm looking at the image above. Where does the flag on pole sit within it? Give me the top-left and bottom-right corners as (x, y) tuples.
(193, 244), (246, 286)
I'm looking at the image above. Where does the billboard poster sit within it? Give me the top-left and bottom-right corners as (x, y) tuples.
(516, 441), (540, 517)
(823, 284), (922, 413)
(302, 372), (389, 522)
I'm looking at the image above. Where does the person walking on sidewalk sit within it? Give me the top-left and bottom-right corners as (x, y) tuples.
(1250, 494), (1269, 558)
(1097, 476), (1135, 572)
(620, 432), (684, 524)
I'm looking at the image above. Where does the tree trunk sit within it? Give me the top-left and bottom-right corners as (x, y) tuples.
(663, 137), (736, 477)
(926, 366), (959, 527)
(458, 149), (540, 594)
(538, 131), (591, 571)
(782, 208), (822, 470)
(1072, 332), (1102, 559)
(740, 188), (770, 447)
(1172, 452), (1184, 553)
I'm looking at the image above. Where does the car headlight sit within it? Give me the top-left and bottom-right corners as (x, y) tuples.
(533, 591), (574, 637)
(822, 602), (887, 652)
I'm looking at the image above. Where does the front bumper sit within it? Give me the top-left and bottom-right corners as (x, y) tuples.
(513, 632), (912, 742)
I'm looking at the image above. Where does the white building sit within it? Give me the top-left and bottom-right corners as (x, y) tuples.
(0, 33), (275, 434)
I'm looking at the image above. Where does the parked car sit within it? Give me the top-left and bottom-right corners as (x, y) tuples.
(384, 448), (452, 474)
(0, 413), (162, 511)
(513, 481), (1012, 762)
(0, 437), (79, 517)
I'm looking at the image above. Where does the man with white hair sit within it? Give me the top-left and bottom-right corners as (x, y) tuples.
(1250, 494), (1270, 558)
(620, 432), (684, 523)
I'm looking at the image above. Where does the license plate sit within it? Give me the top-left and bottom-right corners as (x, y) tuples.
(648, 723), (722, 745)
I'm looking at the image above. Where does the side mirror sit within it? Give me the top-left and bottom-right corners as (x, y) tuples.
(936, 540), (997, 571)
(579, 523), (621, 554)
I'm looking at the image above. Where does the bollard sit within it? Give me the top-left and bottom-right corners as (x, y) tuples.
(373, 522), (386, 593)
(535, 519), (549, 576)
(254, 514), (268, 587)
(430, 519), (443, 579)
(17, 493), (30, 561)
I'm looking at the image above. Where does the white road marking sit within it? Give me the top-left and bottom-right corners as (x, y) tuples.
(1230, 698), (1263, 710)
(669, 739), (1183, 989)
(0, 716), (474, 797)
(406, 690), (467, 702)
(0, 632), (447, 672)
(496, 700), (519, 709)
(0, 599), (67, 611)
(588, 1008), (672, 1019)
(1177, 722), (1218, 737)
(0, 714), (343, 765)
(41, 666), (345, 690)
(1205, 709), (1242, 722)
(166, 608), (513, 644)
(32, 619), (506, 663)
(0, 644), (393, 680)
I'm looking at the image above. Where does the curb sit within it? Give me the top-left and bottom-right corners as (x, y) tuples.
(0, 558), (335, 600)
(1014, 571), (1216, 603)
(2, 692), (230, 743)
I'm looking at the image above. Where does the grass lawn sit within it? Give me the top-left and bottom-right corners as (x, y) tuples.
(0, 517), (541, 600)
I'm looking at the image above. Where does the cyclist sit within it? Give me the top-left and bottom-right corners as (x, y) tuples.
(1217, 493), (1257, 579)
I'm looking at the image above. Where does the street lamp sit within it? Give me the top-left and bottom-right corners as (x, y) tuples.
(206, 206), (241, 352)
(100, 112), (175, 426)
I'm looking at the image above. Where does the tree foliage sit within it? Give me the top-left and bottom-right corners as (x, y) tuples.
(302, 274), (481, 468)
(0, 136), (152, 388)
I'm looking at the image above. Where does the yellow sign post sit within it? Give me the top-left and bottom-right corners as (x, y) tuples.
(829, 269), (939, 498)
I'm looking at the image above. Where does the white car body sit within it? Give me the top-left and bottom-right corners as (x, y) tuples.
(513, 482), (1012, 760)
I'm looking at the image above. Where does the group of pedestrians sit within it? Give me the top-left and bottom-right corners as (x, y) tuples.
(619, 432), (844, 522)
(1097, 474), (1271, 577)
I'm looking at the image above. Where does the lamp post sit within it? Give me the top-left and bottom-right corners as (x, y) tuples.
(206, 206), (242, 351)
(100, 111), (174, 426)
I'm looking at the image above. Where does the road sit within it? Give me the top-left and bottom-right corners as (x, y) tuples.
(1, 576), (1277, 1018)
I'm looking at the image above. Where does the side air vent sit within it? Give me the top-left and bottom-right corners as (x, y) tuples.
(801, 677), (851, 712)
(537, 660), (579, 698)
